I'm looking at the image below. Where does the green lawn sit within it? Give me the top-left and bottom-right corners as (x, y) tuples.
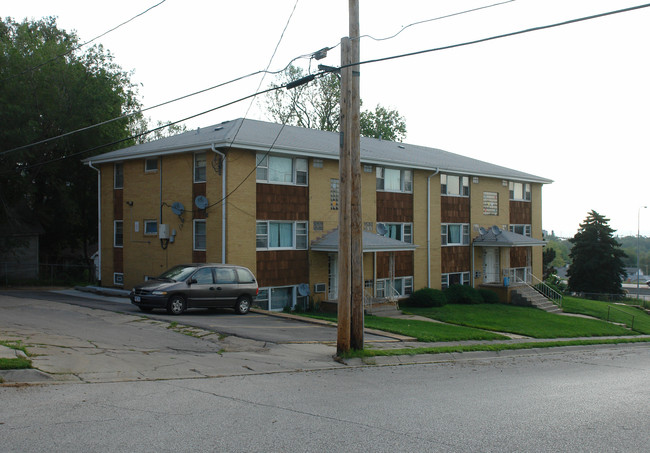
(0, 341), (32, 371)
(403, 304), (637, 338)
(561, 297), (650, 334)
(300, 313), (507, 342)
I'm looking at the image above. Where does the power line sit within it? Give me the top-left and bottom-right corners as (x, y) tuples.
(1, 0), (168, 82)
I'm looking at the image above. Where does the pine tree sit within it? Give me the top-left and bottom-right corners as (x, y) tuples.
(567, 210), (627, 294)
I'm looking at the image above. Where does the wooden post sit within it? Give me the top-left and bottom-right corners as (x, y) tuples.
(337, 36), (352, 355)
(349, 0), (364, 350)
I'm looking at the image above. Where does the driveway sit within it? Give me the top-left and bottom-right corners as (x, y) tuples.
(1, 289), (396, 344)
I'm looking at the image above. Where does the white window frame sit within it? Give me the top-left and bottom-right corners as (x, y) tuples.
(441, 272), (471, 289)
(441, 174), (469, 197)
(114, 220), (123, 247)
(114, 163), (123, 189)
(113, 272), (124, 286)
(509, 181), (531, 201)
(509, 224), (532, 237)
(376, 167), (413, 193)
(193, 219), (206, 251)
(143, 220), (158, 236)
(256, 153), (308, 186)
(144, 158), (158, 173)
(194, 152), (207, 183)
(256, 221), (308, 250)
(375, 276), (413, 297)
(255, 286), (296, 311)
(378, 222), (413, 244)
(441, 223), (470, 246)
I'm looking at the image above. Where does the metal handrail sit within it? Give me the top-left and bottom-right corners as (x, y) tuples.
(512, 272), (563, 307)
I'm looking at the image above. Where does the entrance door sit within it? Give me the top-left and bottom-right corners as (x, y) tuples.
(483, 248), (500, 283)
(328, 254), (338, 300)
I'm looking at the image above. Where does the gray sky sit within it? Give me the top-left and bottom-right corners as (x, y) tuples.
(6, 0), (650, 237)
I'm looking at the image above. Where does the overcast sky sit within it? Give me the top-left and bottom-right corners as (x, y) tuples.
(6, 0), (650, 237)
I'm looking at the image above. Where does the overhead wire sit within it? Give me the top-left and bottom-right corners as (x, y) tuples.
(6, 2), (650, 177)
(1, 0), (168, 82)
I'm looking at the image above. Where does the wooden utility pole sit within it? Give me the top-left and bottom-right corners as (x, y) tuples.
(337, 36), (352, 354)
(348, 0), (364, 350)
(337, 0), (362, 355)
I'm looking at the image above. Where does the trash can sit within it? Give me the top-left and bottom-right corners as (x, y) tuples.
(503, 277), (510, 287)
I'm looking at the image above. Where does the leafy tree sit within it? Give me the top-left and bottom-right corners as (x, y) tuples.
(567, 210), (627, 295)
(543, 247), (556, 280)
(0, 17), (145, 261)
(264, 64), (407, 141)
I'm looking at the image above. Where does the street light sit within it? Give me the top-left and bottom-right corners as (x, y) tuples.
(637, 205), (647, 301)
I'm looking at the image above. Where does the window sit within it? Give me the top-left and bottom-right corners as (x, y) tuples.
(194, 152), (206, 183)
(113, 273), (124, 286)
(441, 174), (469, 196)
(256, 221), (308, 250)
(442, 223), (470, 246)
(330, 179), (339, 210)
(441, 272), (471, 289)
(145, 158), (158, 172)
(215, 268), (237, 284)
(193, 267), (214, 284)
(376, 167), (412, 193)
(114, 220), (123, 247)
(378, 222), (413, 243)
(376, 276), (413, 297)
(235, 268), (256, 283)
(509, 224), (532, 237)
(509, 181), (531, 201)
(114, 163), (123, 189)
(255, 286), (295, 311)
(193, 220), (206, 250)
(256, 154), (308, 185)
(143, 220), (157, 236)
(483, 192), (499, 216)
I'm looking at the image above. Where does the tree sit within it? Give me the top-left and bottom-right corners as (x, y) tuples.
(0, 17), (145, 262)
(567, 210), (627, 295)
(264, 64), (407, 141)
(542, 247), (556, 280)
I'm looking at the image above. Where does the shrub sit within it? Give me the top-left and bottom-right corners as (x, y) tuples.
(403, 287), (447, 307)
(478, 288), (501, 304)
(444, 284), (483, 304)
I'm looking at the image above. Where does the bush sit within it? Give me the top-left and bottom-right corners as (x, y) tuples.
(403, 287), (447, 307)
(444, 284), (483, 304)
(478, 288), (501, 304)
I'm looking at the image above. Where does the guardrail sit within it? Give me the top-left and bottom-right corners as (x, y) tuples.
(607, 305), (636, 331)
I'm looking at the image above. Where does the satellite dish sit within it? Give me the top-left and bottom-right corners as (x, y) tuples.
(491, 225), (502, 235)
(171, 202), (185, 216)
(377, 223), (387, 235)
(195, 196), (209, 209)
(479, 227), (487, 235)
(298, 283), (310, 296)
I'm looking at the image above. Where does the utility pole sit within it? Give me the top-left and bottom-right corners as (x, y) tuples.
(337, 0), (362, 354)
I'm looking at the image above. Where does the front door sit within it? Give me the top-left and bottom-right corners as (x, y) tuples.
(328, 254), (338, 300)
(483, 248), (500, 283)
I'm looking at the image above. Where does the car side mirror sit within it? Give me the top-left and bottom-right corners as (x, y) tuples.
(188, 278), (197, 285)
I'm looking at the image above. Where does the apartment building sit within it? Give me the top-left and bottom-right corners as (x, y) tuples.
(85, 118), (551, 310)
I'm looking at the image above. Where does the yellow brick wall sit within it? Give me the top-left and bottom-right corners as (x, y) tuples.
(413, 169), (441, 290)
(531, 183), (544, 278)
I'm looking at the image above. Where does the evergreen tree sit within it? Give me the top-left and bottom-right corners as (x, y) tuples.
(567, 210), (627, 294)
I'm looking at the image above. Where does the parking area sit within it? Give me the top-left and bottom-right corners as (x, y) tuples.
(3, 289), (396, 344)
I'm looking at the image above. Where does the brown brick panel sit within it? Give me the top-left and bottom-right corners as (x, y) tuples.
(192, 250), (206, 263)
(113, 189), (123, 220)
(256, 250), (309, 287)
(510, 247), (528, 268)
(376, 251), (414, 279)
(441, 247), (471, 273)
(256, 184), (308, 220)
(113, 248), (123, 273)
(193, 182), (207, 220)
(376, 192), (413, 223)
(510, 201), (531, 224)
(441, 196), (470, 223)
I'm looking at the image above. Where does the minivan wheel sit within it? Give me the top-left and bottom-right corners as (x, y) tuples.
(167, 295), (186, 315)
(235, 296), (251, 315)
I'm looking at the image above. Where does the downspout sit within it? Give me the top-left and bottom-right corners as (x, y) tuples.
(88, 161), (101, 284)
(210, 144), (226, 264)
(427, 168), (440, 288)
